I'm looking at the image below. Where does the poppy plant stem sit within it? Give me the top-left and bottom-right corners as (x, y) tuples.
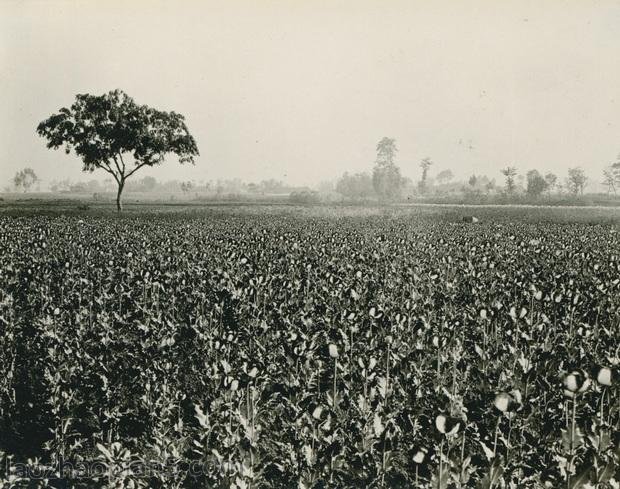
(333, 358), (338, 407)
(568, 394), (578, 489)
(599, 387), (606, 427)
(493, 416), (501, 458)
(438, 437), (444, 488)
(461, 425), (466, 466)
(381, 436), (387, 485)
(506, 416), (513, 460)
(317, 361), (321, 398)
(349, 325), (353, 378)
(386, 342), (391, 404)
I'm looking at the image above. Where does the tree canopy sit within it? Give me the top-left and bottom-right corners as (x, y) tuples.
(37, 89), (199, 210)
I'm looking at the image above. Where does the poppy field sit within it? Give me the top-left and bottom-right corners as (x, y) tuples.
(0, 208), (619, 488)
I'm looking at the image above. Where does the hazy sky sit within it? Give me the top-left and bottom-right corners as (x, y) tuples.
(2, 0), (620, 188)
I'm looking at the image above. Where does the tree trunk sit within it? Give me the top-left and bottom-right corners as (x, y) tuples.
(116, 180), (125, 212)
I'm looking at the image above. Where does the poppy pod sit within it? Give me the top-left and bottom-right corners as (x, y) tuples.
(494, 390), (522, 413)
(493, 392), (511, 413)
(223, 376), (239, 391)
(596, 367), (613, 387)
(412, 447), (428, 464)
(328, 344), (339, 359)
(563, 370), (591, 396)
(435, 414), (460, 435)
(312, 405), (324, 421)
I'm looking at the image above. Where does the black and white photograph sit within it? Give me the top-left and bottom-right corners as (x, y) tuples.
(1, 1), (619, 487)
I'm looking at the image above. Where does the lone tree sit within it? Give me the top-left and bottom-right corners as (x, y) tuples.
(36, 89), (199, 211)
(13, 168), (39, 192)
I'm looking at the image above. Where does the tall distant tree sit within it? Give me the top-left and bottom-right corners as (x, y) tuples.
(375, 137), (397, 166)
(36, 89), (199, 211)
(418, 157), (433, 192)
(372, 137), (402, 200)
(526, 169), (548, 197)
(13, 168), (39, 192)
(500, 166), (518, 194)
(468, 174), (478, 187)
(566, 167), (588, 195)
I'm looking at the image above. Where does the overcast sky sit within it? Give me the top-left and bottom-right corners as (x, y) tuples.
(2, 0), (620, 188)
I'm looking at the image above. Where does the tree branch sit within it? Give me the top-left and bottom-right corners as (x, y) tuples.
(99, 160), (120, 184)
(112, 155), (124, 181)
(117, 152), (126, 174)
(125, 160), (151, 180)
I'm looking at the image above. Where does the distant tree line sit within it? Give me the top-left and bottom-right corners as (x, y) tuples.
(34, 176), (300, 198)
(6, 134), (620, 203)
(332, 137), (619, 202)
